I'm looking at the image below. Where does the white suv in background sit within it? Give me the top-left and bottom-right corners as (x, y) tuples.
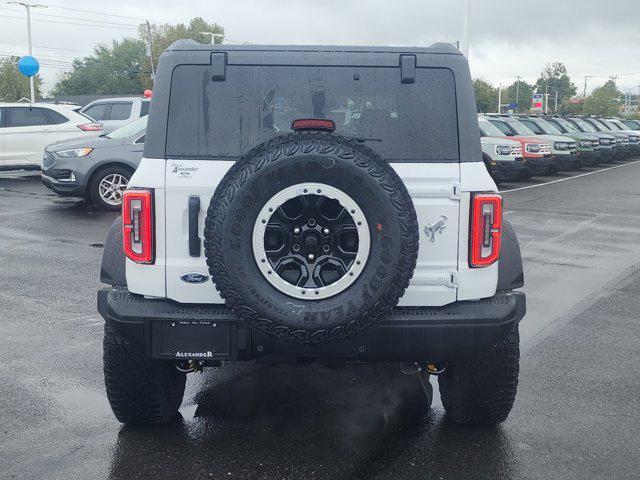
(80, 97), (150, 134)
(0, 103), (102, 171)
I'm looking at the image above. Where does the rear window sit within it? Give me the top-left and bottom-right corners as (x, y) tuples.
(166, 65), (459, 162)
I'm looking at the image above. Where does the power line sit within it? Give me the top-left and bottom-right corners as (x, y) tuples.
(36, 2), (154, 22)
(0, 41), (94, 54)
(0, 13), (139, 29)
(0, 6), (141, 27)
(0, 42), (95, 55)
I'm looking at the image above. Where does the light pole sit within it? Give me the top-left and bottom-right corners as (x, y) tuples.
(200, 32), (224, 45)
(145, 20), (155, 81)
(583, 75), (596, 99)
(461, 0), (471, 58)
(8, 1), (46, 103)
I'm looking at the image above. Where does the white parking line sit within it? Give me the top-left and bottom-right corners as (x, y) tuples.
(500, 159), (640, 193)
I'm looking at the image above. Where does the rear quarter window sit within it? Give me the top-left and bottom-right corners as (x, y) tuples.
(140, 100), (150, 116)
(44, 109), (69, 125)
(166, 65), (459, 162)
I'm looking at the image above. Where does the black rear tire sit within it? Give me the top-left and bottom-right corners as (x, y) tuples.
(438, 324), (520, 425)
(103, 325), (186, 424)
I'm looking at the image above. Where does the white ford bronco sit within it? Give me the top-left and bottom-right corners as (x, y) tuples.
(98, 41), (526, 425)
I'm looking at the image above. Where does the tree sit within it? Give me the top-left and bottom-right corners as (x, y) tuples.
(503, 80), (534, 113)
(583, 80), (622, 116)
(473, 79), (497, 113)
(52, 18), (224, 95)
(51, 39), (147, 96)
(534, 62), (577, 109)
(140, 17), (224, 87)
(0, 56), (43, 101)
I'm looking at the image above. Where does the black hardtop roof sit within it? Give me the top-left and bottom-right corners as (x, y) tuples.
(145, 39), (481, 162)
(166, 39), (461, 55)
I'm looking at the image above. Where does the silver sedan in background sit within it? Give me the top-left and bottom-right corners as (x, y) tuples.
(42, 116), (147, 210)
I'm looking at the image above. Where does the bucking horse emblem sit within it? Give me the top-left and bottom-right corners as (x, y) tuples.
(424, 215), (448, 243)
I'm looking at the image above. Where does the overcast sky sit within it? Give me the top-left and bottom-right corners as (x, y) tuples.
(2, 0), (639, 96)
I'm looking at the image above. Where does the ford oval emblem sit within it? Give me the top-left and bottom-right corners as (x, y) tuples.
(180, 272), (209, 284)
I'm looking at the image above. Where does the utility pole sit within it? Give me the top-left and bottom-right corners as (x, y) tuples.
(544, 83), (549, 114)
(583, 75), (595, 99)
(515, 76), (522, 113)
(8, 1), (46, 103)
(554, 91), (558, 113)
(497, 83), (502, 113)
(461, 0), (471, 58)
(145, 20), (155, 82)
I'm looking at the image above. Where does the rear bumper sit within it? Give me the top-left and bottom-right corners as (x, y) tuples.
(97, 287), (526, 363)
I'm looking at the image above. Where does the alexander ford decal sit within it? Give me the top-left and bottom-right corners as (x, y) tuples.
(170, 163), (198, 178)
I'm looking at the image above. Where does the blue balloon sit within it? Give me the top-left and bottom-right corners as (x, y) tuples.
(18, 56), (39, 77)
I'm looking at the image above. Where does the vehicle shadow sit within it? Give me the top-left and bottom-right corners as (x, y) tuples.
(107, 363), (520, 480)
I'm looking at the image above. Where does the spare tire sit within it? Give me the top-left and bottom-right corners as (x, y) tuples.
(204, 132), (418, 344)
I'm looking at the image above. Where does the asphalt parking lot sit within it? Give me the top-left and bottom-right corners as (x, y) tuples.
(2, 160), (640, 480)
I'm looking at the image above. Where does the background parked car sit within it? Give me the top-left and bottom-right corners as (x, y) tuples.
(42, 115), (147, 210)
(543, 116), (602, 167)
(596, 118), (640, 156)
(621, 119), (640, 131)
(577, 117), (630, 159)
(478, 115), (552, 177)
(80, 97), (150, 134)
(561, 116), (618, 163)
(479, 132), (524, 183)
(487, 114), (578, 171)
(478, 115), (551, 178)
(0, 103), (102, 171)
(516, 116), (585, 169)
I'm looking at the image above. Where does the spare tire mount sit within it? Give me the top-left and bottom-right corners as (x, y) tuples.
(253, 182), (371, 300)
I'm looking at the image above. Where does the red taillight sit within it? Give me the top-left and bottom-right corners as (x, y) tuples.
(291, 118), (336, 132)
(122, 189), (154, 264)
(469, 193), (502, 268)
(78, 122), (103, 131)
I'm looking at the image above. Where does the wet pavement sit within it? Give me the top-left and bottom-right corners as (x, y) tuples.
(1, 161), (640, 480)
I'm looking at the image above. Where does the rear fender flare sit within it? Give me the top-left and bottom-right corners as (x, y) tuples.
(100, 216), (126, 286)
(497, 220), (524, 291)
